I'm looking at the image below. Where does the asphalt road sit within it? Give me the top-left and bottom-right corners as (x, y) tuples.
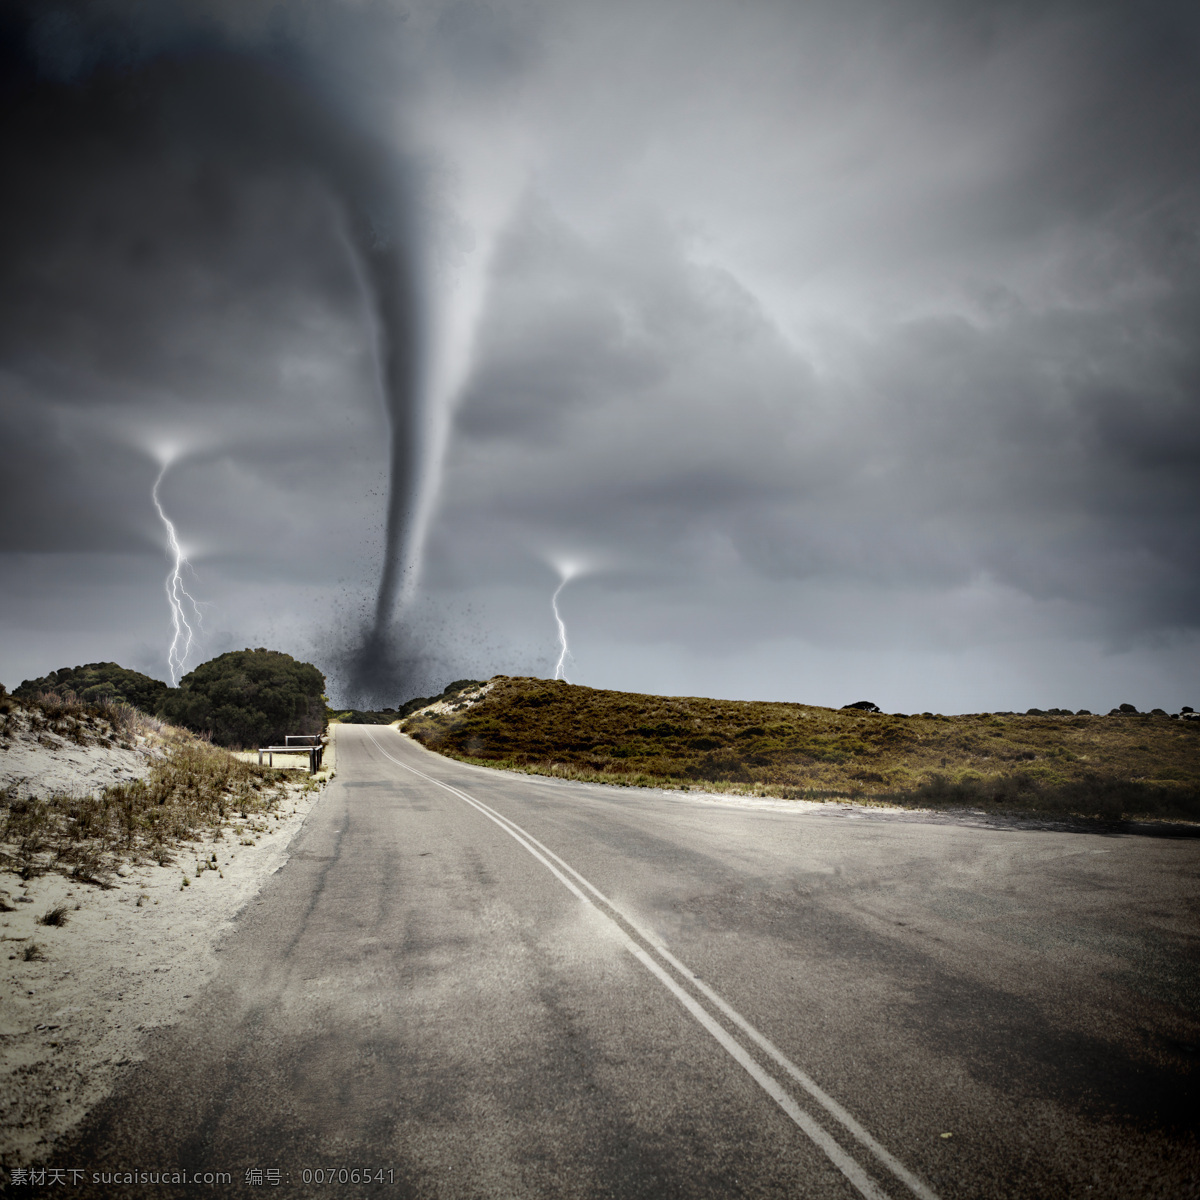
(61, 724), (1198, 1198)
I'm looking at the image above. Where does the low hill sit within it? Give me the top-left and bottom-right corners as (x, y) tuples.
(402, 677), (1200, 823)
(13, 662), (168, 713)
(327, 709), (396, 725)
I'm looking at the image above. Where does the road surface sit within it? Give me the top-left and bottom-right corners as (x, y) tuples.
(60, 724), (1199, 1197)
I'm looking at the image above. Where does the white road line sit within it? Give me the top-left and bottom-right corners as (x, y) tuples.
(365, 731), (938, 1200)
(630, 946), (892, 1200)
(459, 792), (940, 1200)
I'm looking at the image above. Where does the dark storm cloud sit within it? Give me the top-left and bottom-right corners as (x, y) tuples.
(0, 145), (378, 555)
(0, 0), (435, 701)
(3, 0), (1199, 711)
(438, 192), (1200, 637)
(417, 0), (1200, 704)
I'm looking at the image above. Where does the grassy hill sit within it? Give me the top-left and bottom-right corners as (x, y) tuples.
(402, 677), (1200, 823)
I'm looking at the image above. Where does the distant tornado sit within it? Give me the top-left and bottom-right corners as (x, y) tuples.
(366, 250), (423, 634)
(158, 49), (430, 709)
(336, 203), (428, 706)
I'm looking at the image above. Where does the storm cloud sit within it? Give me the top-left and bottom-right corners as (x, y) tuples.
(2, 0), (1198, 712)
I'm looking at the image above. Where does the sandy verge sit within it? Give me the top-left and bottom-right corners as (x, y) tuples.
(0, 712), (159, 802)
(0, 733), (335, 1169)
(405, 681), (495, 721)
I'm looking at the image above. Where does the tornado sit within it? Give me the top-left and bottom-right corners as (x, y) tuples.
(172, 54), (432, 707)
(340, 233), (427, 707)
(158, 54), (429, 709)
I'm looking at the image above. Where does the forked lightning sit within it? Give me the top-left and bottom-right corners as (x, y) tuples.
(552, 577), (571, 681)
(151, 462), (203, 686)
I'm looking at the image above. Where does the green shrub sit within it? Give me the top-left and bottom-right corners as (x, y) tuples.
(159, 649), (325, 749)
(329, 709), (395, 725)
(14, 662), (167, 712)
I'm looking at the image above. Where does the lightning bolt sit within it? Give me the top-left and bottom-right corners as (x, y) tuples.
(547, 556), (594, 683)
(151, 462), (203, 686)
(551, 577), (572, 682)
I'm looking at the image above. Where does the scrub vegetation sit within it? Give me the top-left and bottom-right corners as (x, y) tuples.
(158, 648), (326, 749)
(1, 684), (152, 749)
(326, 708), (396, 725)
(403, 677), (1200, 823)
(14, 650), (329, 751)
(13, 662), (169, 713)
(0, 687), (294, 885)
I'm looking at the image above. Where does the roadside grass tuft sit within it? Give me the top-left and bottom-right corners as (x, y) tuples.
(402, 677), (1200, 824)
(37, 904), (70, 926)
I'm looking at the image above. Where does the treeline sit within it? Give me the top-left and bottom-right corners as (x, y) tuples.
(14, 650), (325, 749)
(15, 662), (168, 714)
(14, 657), (486, 746)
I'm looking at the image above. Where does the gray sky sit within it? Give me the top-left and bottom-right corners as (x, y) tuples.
(2, 0), (1198, 712)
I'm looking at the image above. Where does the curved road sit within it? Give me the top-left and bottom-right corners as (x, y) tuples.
(64, 725), (1198, 1197)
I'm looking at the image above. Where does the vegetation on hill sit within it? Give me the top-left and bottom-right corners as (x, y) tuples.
(1, 684), (146, 743)
(13, 662), (168, 713)
(159, 649), (325, 749)
(0, 690), (298, 883)
(402, 677), (1200, 823)
(396, 678), (482, 717)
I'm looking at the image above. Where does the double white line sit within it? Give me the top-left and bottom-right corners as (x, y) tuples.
(367, 732), (939, 1200)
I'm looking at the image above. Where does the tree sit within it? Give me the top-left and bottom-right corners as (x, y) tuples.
(14, 662), (168, 712)
(159, 649), (325, 748)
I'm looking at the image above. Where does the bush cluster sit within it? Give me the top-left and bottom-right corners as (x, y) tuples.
(13, 662), (167, 713)
(328, 709), (396, 725)
(1, 687), (158, 748)
(159, 649), (325, 749)
(394, 679), (483, 719)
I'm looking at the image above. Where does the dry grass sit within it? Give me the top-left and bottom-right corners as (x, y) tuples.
(1, 702), (296, 886)
(37, 903), (70, 927)
(402, 676), (1200, 823)
(0, 688), (161, 752)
